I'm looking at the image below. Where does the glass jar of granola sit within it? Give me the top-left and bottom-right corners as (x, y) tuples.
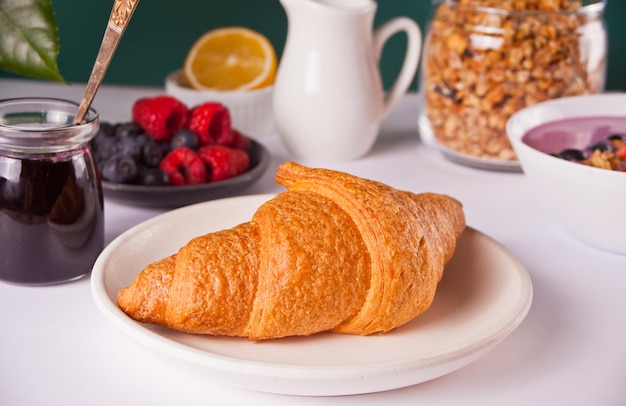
(418, 0), (606, 170)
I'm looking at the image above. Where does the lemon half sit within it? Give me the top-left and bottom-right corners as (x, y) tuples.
(183, 27), (277, 91)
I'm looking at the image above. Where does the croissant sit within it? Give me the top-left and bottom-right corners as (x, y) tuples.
(117, 162), (466, 340)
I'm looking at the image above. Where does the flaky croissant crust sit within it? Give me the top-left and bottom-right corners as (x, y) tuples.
(118, 162), (466, 340)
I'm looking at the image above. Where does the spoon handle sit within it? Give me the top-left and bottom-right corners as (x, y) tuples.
(73, 0), (141, 124)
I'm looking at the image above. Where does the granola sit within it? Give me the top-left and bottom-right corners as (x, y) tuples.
(422, 0), (606, 161)
(558, 134), (626, 171)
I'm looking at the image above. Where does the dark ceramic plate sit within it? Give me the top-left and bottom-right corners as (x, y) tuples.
(102, 139), (270, 208)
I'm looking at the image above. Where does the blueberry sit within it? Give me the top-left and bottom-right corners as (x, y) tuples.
(160, 141), (172, 156)
(587, 141), (610, 152)
(114, 136), (142, 160)
(115, 122), (143, 138)
(141, 140), (165, 167)
(93, 136), (118, 162)
(97, 122), (115, 138)
(171, 129), (199, 150)
(92, 122), (116, 155)
(558, 148), (586, 161)
(138, 167), (169, 186)
(135, 132), (150, 147)
(100, 156), (138, 183)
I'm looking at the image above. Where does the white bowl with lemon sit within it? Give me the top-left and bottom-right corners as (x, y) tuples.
(166, 27), (276, 138)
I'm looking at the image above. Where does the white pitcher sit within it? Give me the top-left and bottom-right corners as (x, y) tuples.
(273, 0), (422, 162)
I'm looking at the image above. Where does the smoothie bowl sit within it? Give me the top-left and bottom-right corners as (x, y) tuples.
(506, 93), (626, 255)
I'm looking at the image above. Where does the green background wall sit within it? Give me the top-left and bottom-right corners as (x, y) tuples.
(2, 0), (625, 91)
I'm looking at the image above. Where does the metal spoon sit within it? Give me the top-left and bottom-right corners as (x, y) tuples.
(73, 0), (141, 124)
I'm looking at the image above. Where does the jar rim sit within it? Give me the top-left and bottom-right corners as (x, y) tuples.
(0, 97), (100, 154)
(436, 0), (605, 16)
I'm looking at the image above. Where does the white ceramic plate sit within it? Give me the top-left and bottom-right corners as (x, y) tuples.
(436, 143), (522, 172)
(91, 194), (533, 396)
(417, 112), (522, 172)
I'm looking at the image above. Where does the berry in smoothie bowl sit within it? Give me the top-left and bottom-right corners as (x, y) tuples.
(522, 116), (626, 172)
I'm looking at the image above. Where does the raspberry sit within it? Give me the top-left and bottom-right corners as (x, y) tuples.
(159, 147), (207, 186)
(198, 145), (250, 182)
(132, 95), (189, 142)
(229, 129), (251, 150)
(188, 102), (232, 146)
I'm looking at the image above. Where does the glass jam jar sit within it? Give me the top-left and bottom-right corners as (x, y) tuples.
(0, 98), (104, 285)
(418, 0), (606, 170)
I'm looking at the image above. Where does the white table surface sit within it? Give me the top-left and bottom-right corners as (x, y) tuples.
(1, 78), (625, 406)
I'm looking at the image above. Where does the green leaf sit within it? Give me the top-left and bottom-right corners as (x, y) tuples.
(0, 0), (65, 82)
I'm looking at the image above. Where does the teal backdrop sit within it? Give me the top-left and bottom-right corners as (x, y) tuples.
(1, 0), (625, 91)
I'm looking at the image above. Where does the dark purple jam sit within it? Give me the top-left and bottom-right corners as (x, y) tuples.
(0, 149), (104, 285)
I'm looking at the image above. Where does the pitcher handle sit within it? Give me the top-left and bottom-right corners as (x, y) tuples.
(374, 17), (422, 119)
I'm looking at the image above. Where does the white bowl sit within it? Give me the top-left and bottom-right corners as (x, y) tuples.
(506, 93), (626, 255)
(165, 70), (274, 138)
